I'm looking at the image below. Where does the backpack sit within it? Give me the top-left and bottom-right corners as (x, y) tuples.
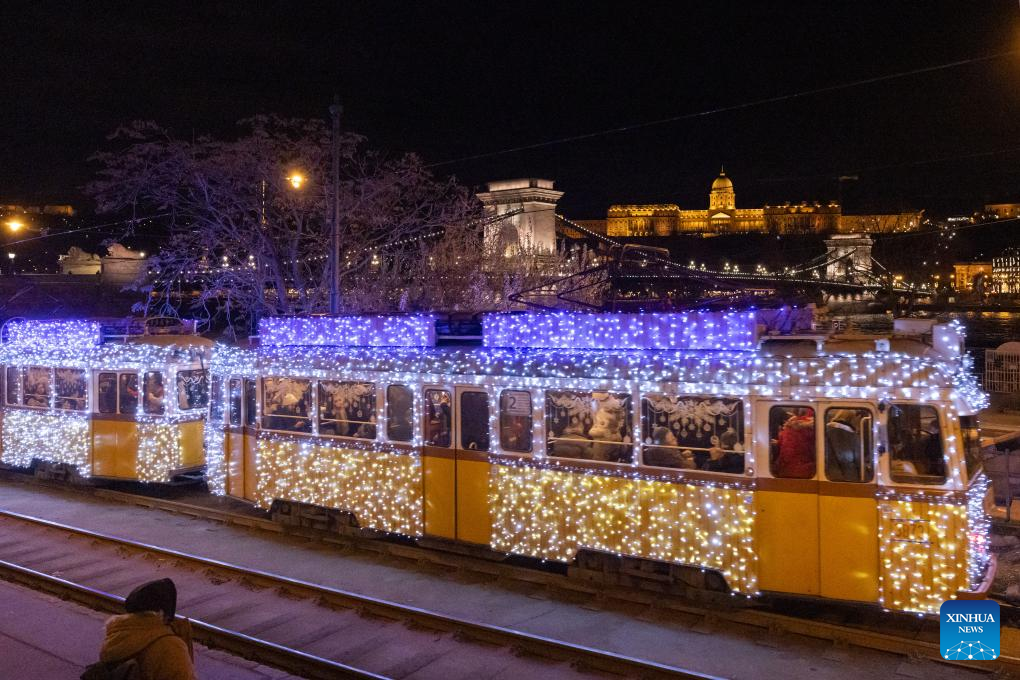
(81, 634), (174, 680)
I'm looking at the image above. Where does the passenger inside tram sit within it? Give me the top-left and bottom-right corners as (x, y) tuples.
(888, 404), (946, 483)
(770, 407), (817, 479)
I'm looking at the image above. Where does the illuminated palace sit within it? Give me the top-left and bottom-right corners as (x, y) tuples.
(587, 169), (922, 237)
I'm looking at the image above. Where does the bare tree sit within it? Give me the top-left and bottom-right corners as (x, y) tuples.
(87, 116), (484, 328)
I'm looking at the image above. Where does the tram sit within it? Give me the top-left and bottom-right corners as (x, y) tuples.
(208, 311), (995, 615)
(0, 318), (211, 483)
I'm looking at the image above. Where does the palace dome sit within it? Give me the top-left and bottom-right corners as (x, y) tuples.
(711, 169), (733, 191)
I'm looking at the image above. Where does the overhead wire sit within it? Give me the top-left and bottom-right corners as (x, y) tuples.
(427, 49), (1020, 167)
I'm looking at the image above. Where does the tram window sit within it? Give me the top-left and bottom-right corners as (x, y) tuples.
(641, 395), (744, 473)
(823, 408), (873, 483)
(423, 389), (452, 447)
(768, 406), (817, 479)
(960, 415), (983, 480)
(244, 379), (257, 428)
(118, 374), (139, 415)
(228, 378), (242, 426)
(319, 381), (377, 439)
(386, 385), (413, 442)
(888, 404), (947, 485)
(5, 366), (19, 406)
(97, 372), (117, 414)
(500, 390), (533, 453)
(460, 391), (490, 452)
(23, 366), (51, 408)
(546, 390), (633, 463)
(176, 369), (208, 411)
(209, 375), (224, 424)
(143, 371), (166, 415)
(262, 377), (312, 433)
(55, 368), (87, 412)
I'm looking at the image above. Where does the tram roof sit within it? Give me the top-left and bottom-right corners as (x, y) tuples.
(211, 341), (964, 389)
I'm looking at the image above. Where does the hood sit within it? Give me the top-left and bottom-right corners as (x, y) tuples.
(100, 612), (174, 662)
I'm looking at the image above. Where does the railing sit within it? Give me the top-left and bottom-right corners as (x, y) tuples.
(985, 349), (1020, 393)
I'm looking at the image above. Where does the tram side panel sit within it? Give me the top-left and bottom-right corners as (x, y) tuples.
(228, 359), (989, 615)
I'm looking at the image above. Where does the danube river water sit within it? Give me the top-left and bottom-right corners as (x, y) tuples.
(842, 312), (1020, 349)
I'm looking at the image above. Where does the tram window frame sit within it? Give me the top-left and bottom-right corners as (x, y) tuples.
(887, 403), (947, 485)
(118, 373), (139, 415)
(960, 414), (983, 481)
(244, 379), (257, 428)
(640, 393), (745, 473)
(499, 389), (533, 453)
(261, 377), (312, 434)
(209, 374), (224, 425)
(386, 384), (414, 443)
(22, 366), (52, 409)
(545, 390), (634, 464)
(54, 367), (88, 412)
(459, 390), (490, 452)
(822, 407), (874, 483)
(97, 372), (118, 414)
(143, 371), (166, 416)
(768, 405), (818, 479)
(228, 378), (242, 427)
(5, 366), (19, 406)
(175, 368), (208, 411)
(318, 380), (378, 440)
(423, 388), (452, 447)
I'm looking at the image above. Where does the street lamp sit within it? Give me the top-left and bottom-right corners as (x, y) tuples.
(287, 172), (305, 190)
(7, 252), (15, 275)
(6, 219), (24, 232)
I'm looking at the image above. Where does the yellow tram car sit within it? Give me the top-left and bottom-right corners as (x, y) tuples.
(0, 319), (211, 483)
(207, 312), (993, 615)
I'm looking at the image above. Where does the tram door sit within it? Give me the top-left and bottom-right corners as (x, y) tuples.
(224, 378), (258, 501)
(756, 402), (821, 596)
(422, 384), (456, 538)
(454, 386), (491, 544)
(757, 401), (878, 601)
(815, 401), (878, 603)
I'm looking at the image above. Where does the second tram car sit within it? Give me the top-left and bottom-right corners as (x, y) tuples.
(0, 319), (211, 483)
(208, 312), (994, 615)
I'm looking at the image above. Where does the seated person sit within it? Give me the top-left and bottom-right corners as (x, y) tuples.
(702, 429), (744, 473)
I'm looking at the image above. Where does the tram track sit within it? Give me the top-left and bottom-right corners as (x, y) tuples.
(0, 474), (1015, 677)
(0, 507), (714, 680)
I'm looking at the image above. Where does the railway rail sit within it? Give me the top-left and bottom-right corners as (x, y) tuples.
(0, 473), (1015, 677)
(0, 507), (714, 680)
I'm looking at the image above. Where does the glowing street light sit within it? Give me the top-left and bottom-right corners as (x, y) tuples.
(6, 219), (24, 232)
(287, 172), (305, 190)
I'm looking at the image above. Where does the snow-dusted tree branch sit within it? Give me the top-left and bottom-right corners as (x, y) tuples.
(87, 115), (593, 328)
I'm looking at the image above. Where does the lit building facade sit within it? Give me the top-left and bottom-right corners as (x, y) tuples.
(599, 169), (921, 237)
(952, 262), (992, 293)
(993, 249), (1020, 295)
(985, 203), (1020, 219)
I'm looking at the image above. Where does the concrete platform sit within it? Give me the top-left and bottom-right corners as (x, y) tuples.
(0, 578), (303, 680)
(0, 481), (991, 680)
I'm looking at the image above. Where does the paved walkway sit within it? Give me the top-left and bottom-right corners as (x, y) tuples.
(0, 481), (990, 679)
(0, 578), (301, 679)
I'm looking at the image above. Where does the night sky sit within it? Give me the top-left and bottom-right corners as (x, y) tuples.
(3, 1), (1020, 217)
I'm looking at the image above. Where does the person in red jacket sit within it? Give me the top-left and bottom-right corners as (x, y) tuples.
(773, 410), (817, 478)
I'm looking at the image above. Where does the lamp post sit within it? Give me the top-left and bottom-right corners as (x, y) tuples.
(7, 252), (15, 276)
(329, 96), (342, 315)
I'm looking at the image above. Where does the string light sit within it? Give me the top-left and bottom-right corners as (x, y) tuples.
(203, 314), (988, 613)
(0, 320), (208, 482)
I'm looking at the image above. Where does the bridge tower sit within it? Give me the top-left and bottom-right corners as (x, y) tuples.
(477, 179), (564, 257)
(824, 233), (873, 284)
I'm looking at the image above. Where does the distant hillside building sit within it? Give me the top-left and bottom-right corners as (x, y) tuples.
(985, 203), (1020, 220)
(952, 262), (992, 293)
(592, 169), (921, 237)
